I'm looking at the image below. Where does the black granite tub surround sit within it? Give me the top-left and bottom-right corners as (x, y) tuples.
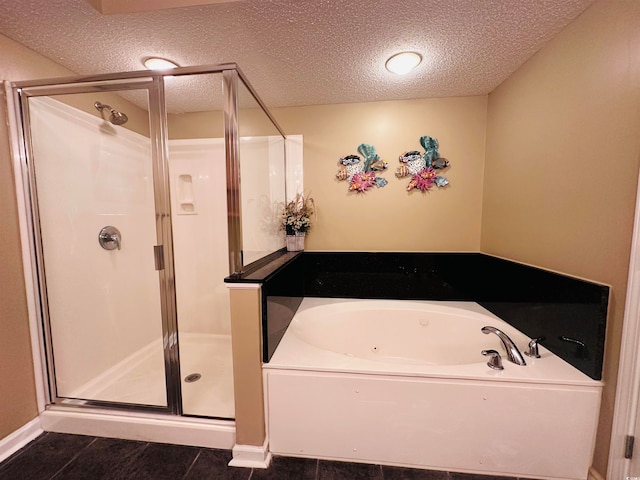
(260, 253), (305, 361)
(228, 251), (609, 380)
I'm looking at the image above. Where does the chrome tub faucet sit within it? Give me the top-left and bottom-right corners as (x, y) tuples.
(481, 326), (526, 366)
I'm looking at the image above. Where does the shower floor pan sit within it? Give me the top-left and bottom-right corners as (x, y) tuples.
(66, 333), (234, 418)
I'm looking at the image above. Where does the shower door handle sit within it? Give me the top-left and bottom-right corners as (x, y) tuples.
(98, 226), (121, 250)
(154, 245), (164, 270)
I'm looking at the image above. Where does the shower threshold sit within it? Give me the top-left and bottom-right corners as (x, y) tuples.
(38, 405), (235, 450)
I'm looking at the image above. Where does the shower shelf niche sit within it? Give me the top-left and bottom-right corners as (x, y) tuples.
(177, 174), (197, 215)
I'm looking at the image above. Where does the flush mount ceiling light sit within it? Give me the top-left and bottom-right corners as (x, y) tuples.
(143, 57), (179, 71)
(385, 52), (422, 75)
(88, 0), (242, 15)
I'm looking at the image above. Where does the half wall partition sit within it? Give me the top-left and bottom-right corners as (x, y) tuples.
(11, 64), (287, 421)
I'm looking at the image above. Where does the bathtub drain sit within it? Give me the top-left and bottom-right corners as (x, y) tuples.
(184, 373), (202, 383)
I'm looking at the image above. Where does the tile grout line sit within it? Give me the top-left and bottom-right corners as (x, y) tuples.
(181, 448), (202, 479)
(49, 436), (99, 480)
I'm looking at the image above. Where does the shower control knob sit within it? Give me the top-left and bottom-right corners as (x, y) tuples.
(98, 226), (121, 251)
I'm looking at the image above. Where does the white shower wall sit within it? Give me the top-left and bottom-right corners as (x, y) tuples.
(240, 136), (286, 265)
(169, 139), (230, 336)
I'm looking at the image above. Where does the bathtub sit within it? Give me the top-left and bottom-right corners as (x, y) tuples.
(263, 298), (603, 480)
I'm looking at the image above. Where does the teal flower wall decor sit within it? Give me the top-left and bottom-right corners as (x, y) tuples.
(396, 135), (450, 192)
(336, 143), (388, 192)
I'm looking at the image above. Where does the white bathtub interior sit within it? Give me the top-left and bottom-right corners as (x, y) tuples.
(264, 298), (603, 480)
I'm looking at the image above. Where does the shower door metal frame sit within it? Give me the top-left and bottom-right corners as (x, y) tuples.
(11, 63), (287, 417)
(223, 67), (287, 275)
(13, 76), (183, 414)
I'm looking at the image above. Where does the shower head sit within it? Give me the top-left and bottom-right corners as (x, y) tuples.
(94, 101), (128, 126)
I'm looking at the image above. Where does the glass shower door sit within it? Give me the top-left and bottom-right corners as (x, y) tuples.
(22, 83), (177, 410)
(164, 72), (235, 418)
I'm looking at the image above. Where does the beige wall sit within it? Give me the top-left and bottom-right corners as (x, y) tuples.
(483, 1), (640, 474)
(168, 110), (224, 139)
(228, 287), (265, 446)
(272, 96), (487, 252)
(0, 34), (78, 440)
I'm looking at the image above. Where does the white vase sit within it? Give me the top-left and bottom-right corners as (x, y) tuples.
(286, 233), (305, 252)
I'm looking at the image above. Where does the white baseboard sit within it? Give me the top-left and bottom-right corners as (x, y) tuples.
(588, 466), (605, 480)
(0, 418), (43, 463)
(229, 439), (272, 468)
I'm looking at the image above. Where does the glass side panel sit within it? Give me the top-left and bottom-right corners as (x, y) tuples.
(28, 91), (167, 407)
(165, 73), (235, 418)
(237, 81), (286, 266)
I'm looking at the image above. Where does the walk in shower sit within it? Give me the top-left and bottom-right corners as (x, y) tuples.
(11, 65), (287, 424)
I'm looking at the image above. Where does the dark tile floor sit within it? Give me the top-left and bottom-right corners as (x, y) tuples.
(0, 432), (529, 480)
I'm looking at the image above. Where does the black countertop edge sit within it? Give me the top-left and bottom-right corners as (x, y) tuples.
(224, 251), (302, 284)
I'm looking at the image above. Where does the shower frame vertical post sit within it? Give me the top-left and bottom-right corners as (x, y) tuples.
(148, 75), (183, 415)
(223, 69), (243, 275)
(14, 86), (57, 407)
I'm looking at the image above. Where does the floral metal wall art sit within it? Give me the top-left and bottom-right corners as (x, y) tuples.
(396, 135), (450, 192)
(336, 143), (388, 192)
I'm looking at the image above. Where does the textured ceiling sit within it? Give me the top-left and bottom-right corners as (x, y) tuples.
(0, 0), (595, 108)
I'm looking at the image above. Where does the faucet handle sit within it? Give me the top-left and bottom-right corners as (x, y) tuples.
(481, 349), (504, 370)
(559, 335), (588, 358)
(525, 336), (545, 358)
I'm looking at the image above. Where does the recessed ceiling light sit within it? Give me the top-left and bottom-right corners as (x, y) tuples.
(385, 52), (422, 75)
(143, 57), (179, 71)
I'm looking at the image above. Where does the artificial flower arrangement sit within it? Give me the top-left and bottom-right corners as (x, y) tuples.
(281, 192), (315, 236)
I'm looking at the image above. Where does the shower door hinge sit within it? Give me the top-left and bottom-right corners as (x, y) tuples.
(625, 434), (635, 459)
(154, 245), (165, 271)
